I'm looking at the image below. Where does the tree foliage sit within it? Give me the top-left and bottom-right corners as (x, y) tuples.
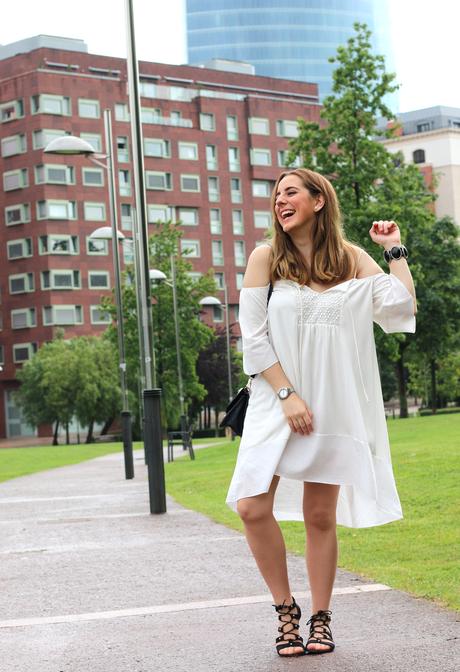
(101, 221), (218, 430)
(15, 335), (120, 443)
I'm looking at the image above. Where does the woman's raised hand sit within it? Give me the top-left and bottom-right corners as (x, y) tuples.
(369, 220), (402, 248)
(281, 394), (314, 435)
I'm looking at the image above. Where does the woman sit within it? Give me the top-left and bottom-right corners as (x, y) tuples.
(226, 169), (416, 657)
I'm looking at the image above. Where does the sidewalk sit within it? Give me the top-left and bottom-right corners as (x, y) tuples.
(0, 449), (458, 672)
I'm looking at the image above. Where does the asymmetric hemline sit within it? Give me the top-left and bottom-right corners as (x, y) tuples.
(226, 272), (416, 528)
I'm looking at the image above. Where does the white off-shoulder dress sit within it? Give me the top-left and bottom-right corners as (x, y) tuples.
(226, 267), (416, 528)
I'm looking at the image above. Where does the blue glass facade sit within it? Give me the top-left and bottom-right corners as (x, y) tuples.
(186, 0), (394, 102)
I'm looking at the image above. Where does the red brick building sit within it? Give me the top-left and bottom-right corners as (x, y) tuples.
(0, 36), (320, 438)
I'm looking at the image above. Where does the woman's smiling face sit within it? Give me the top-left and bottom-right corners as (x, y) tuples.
(274, 174), (323, 234)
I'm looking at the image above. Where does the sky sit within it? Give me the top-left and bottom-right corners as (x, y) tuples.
(1, 0), (459, 113)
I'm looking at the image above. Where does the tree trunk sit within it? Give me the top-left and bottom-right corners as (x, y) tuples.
(85, 419), (94, 444)
(430, 359), (438, 413)
(100, 417), (113, 436)
(52, 420), (59, 445)
(65, 422), (70, 445)
(395, 345), (409, 418)
(214, 408), (219, 437)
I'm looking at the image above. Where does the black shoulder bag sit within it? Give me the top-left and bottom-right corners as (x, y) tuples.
(219, 284), (273, 436)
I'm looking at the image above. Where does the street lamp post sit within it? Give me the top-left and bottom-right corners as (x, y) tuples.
(44, 110), (134, 480)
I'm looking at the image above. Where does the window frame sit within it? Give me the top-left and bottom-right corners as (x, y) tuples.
(37, 200), (77, 220)
(83, 201), (106, 222)
(11, 308), (36, 329)
(8, 272), (35, 295)
(200, 112), (215, 131)
(39, 234), (79, 256)
(78, 98), (100, 119)
(3, 168), (28, 191)
(88, 271), (111, 290)
(180, 173), (200, 192)
(248, 117), (270, 135)
(43, 305), (83, 326)
(31, 94), (71, 116)
(177, 207), (199, 226)
(178, 141), (199, 160)
(5, 203), (30, 226)
(41, 269), (81, 291)
(35, 164), (75, 186)
(145, 171), (172, 191)
(7, 238), (32, 260)
(1, 133), (26, 157)
(180, 239), (201, 258)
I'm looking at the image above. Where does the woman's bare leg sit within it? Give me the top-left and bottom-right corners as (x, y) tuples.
(303, 482), (340, 652)
(237, 476), (304, 655)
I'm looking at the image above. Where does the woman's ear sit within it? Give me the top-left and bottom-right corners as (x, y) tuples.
(314, 194), (325, 212)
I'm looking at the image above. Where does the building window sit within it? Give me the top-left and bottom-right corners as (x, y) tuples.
(0, 345), (3, 366)
(5, 203), (30, 226)
(416, 122), (431, 133)
(231, 177), (242, 203)
(139, 81), (156, 98)
(35, 164), (74, 185)
(9, 273), (34, 295)
(234, 241), (246, 267)
(86, 237), (109, 255)
(413, 149), (426, 164)
(115, 103), (130, 121)
(84, 202), (106, 221)
(1, 134), (26, 157)
(250, 148), (272, 166)
(118, 169), (131, 196)
(31, 94), (71, 116)
(39, 234), (78, 255)
(178, 142), (198, 160)
(180, 174), (200, 192)
(212, 305), (223, 323)
(177, 208), (198, 226)
(3, 169), (28, 191)
(13, 343), (37, 364)
(200, 112), (215, 131)
(208, 176), (220, 202)
(82, 167), (104, 186)
(146, 171), (172, 190)
(43, 305), (83, 326)
(277, 150), (301, 167)
(90, 306), (111, 325)
(252, 180), (271, 197)
(41, 270), (81, 290)
(210, 209), (221, 234)
(121, 203), (132, 230)
(276, 120), (299, 138)
(180, 239), (200, 257)
(7, 238), (32, 260)
(11, 308), (36, 329)
(80, 133), (102, 152)
(249, 117), (270, 135)
(0, 99), (24, 123)
(214, 272), (225, 290)
(228, 147), (240, 171)
(206, 144), (218, 170)
(141, 107), (161, 124)
(212, 240), (224, 266)
(236, 273), (244, 290)
(78, 98), (100, 118)
(227, 115), (238, 140)
(32, 129), (66, 150)
(144, 138), (170, 157)
(37, 200), (77, 219)
(147, 204), (174, 223)
(232, 210), (244, 235)
(117, 136), (129, 162)
(254, 211), (272, 228)
(88, 271), (110, 289)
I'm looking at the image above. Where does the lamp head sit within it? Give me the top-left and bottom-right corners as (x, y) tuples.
(44, 135), (96, 156)
(89, 226), (125, 241)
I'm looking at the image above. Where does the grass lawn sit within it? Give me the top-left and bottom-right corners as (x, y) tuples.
(0, 436), (223, 484)
(164, 414), (460, 611)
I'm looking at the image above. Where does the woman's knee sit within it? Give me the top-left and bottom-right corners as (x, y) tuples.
(304, 507), (336, 532)
(237, 497), (272, 525)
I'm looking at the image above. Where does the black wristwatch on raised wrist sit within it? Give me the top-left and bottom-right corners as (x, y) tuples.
(383, 245), (408, 264)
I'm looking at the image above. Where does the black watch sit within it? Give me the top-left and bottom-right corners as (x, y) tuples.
(384, 245), (408, 263)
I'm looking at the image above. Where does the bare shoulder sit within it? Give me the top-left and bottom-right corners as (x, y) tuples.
(350, 244), (383, 279)
(243, 244), (272, 288)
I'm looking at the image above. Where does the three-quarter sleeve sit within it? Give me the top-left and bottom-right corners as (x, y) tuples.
(239, 284), (279, 375)
(372, 273), (416, 334)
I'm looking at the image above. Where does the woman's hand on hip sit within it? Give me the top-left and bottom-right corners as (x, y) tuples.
(281, 394), (314, 435)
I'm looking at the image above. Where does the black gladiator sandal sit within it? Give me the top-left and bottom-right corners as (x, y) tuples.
(272, 597), (305, 657)
(305, 609), (335, 654)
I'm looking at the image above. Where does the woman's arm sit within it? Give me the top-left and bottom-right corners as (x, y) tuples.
(242, 246), (313, 435)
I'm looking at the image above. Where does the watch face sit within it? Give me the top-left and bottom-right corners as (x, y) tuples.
(391, 246), (402, 259)
(279, 388), (289, 399)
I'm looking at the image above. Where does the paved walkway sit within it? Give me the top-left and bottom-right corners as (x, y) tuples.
(0, 449), (458, 672)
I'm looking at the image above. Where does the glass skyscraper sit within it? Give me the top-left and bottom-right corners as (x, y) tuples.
(186, 0), (395, 102)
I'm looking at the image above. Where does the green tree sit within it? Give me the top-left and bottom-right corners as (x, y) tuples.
(101, 221), (218, 430)
(285, 21), (460, 417)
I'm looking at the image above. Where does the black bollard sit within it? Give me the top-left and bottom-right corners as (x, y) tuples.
(121, 410), (134, 480)
(143, 388), (166, 513)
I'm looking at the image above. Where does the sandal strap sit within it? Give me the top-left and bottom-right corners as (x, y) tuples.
(306, 609), (334, 647)
(273, 597), (304, 651)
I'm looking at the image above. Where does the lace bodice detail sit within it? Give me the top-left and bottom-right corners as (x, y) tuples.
(298, 287), (344, 326)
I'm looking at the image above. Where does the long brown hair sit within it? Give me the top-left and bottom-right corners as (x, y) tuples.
(269, 169), (359, 285)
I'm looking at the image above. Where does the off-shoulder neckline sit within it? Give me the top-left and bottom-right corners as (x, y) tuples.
(241, 273), (385, 295)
